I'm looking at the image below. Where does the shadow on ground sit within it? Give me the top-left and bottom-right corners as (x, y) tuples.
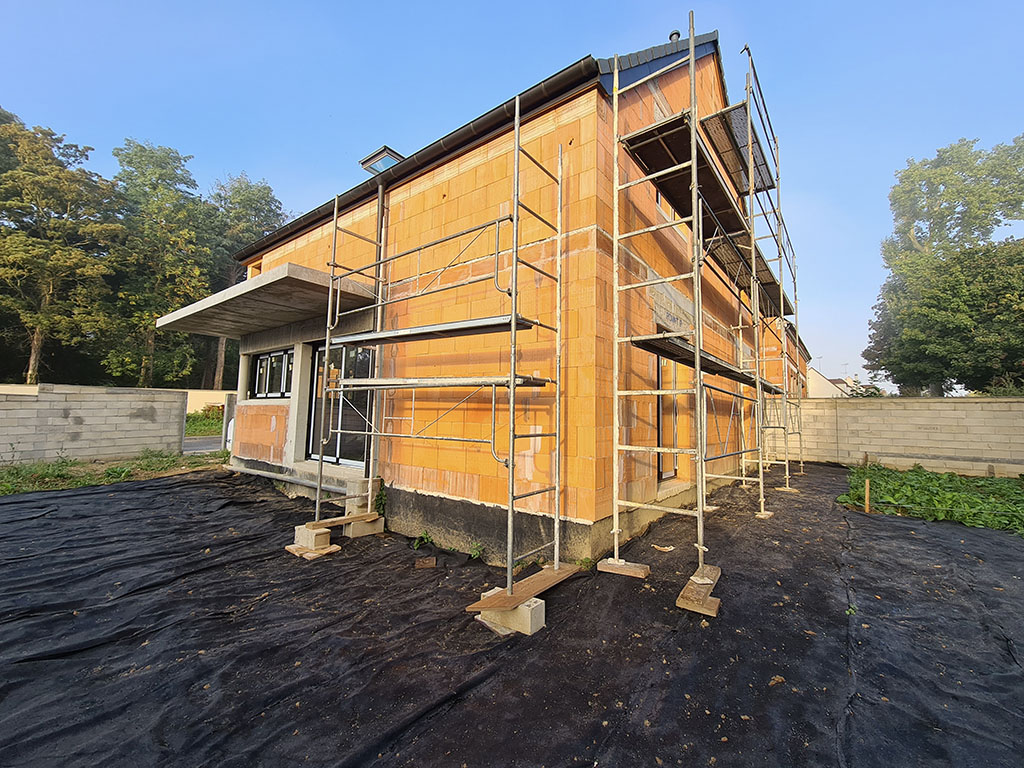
(0, 464), (1021, 766)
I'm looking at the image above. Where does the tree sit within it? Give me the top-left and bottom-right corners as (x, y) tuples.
(104, 140), (210, 387)
(205, 173), (286, 388)
(0, 119), (121, 384)
(942, 240), (1024, 390)
(864, 135), (1024, 393)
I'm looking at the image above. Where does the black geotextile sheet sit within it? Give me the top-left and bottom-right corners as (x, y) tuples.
(1, 465), (1022, 767)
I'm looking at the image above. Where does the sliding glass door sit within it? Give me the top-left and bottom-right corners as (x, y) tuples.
(307, 343), (373, 467)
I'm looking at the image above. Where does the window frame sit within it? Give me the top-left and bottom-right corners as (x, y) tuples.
(251, 349), (294, 399)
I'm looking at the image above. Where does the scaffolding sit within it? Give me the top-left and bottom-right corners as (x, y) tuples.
(310, 13), (804, 618)
(313, 96), (574, 604)
(598, 12), (802, 613)
(738, 46), (805, 492)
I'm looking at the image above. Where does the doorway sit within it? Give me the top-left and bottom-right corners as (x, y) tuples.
(307, 342), (373, 469)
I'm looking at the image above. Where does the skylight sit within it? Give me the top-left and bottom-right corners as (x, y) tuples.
(359, 146), (405, 175)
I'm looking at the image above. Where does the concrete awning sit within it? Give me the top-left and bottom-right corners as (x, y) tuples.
(156, 263), (375, 339)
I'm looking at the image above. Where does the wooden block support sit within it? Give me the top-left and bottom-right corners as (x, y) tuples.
(596, 558), (651, 579)
(675, 564), (722, 617)
(465, 564), (580, 612)
(285, 543), (341, 561)
(305, 512), (378, 530)
(342, 516), (384, 538)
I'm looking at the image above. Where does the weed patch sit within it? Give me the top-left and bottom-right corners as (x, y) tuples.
(0, 450), (230, 496)
(838, 464), (1024, 537)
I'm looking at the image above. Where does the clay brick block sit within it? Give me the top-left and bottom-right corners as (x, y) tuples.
(294, 525), (331, 550)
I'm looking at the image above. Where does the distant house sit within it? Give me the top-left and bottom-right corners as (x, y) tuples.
(808, 367), (847, 397)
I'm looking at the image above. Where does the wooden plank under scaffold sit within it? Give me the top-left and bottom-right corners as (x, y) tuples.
(675, 564), (722, 617)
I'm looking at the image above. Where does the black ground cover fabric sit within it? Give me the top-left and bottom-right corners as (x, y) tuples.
(0, 465), (1021, 766)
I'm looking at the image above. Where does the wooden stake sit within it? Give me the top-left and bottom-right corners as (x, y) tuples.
(864, 477), (870, 514)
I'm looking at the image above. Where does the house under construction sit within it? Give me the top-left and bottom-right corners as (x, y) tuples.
(159, 13), (810, 617)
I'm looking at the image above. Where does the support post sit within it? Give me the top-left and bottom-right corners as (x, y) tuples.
(554, 143), (563, 570)
(506, 94), (522, 595)
(688, 12), (712, 586)
(611, 55), (622, 563)
(314, 194), (340, 521)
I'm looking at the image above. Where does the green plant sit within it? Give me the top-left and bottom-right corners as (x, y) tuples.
(132, 449), (181, 473)
(576, 557), (596, 570)
(468, 542), (484, 560)
(373, 485), (387, 517)
(185, 410), (223, 436)
(845, 605), (858, 616)
(984, 374), (1024, 397)
(838, 464), (1024, 537)
(413, 530), (434, 550)
(102, 465), (133, 482)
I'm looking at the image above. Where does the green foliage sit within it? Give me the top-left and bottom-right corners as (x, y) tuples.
(468, 542), (484, 560)
(864, 135), (1024, 393)
(576, 557), (596, 570)
(185, 410), (223, 436)
(0, 120), (122, 383)
(983, 374), (1024, 397)
(413, 530), (435, 550)
(0, 104), (288, 390)
(102, 140), (211, 387)
(845, 605), (857, 616)
(838, 464), (1024, 537)
(373, 485), (387, 517)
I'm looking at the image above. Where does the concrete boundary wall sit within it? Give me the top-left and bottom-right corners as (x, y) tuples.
(789, 397), (1024, 477)
(0, 384), (186, 463)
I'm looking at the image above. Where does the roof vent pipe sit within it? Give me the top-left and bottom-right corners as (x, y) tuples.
(669, 29), (681, 42)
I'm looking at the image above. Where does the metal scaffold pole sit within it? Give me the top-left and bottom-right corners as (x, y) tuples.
(505, 94), (522, 595)
(314, 194), (341, 522)
(554, 144), (563, 570)
(610, 54), (622, 564)
(776, 133), (792, 491)
(745, 69), (768, 519)
(688, 12), (712, 585)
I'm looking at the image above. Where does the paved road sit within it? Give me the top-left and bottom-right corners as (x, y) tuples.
(183, 436), (222, 454)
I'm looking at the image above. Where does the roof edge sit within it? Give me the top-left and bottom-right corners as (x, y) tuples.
(233, 56), (600, 263)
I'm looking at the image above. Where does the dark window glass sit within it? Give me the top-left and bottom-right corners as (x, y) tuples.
(251, 349), (294, 398)
(308, 342), (373, 466)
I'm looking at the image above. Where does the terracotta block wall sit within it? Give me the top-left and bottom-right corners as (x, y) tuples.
(594, 54), (757, 514)
(233, 403), (289, 465)
(232, 50), (802, 528)
(377, 93), (594, 519)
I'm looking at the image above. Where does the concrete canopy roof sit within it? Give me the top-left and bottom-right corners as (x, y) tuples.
(156, 263), (374, 339)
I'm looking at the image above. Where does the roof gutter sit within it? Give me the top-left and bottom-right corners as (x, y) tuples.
(233, 56), (601, 263)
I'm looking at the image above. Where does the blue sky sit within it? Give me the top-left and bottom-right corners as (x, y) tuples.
(4, 0), (1023, 383)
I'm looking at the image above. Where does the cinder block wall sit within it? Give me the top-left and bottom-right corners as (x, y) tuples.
(781, 398), (1024, 477)
(0, 384), (186, 463)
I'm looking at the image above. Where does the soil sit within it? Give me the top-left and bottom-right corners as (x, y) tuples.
(0, 464), (1021, 767)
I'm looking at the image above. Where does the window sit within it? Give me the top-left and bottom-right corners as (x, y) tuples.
(252, 349), (294, 398)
